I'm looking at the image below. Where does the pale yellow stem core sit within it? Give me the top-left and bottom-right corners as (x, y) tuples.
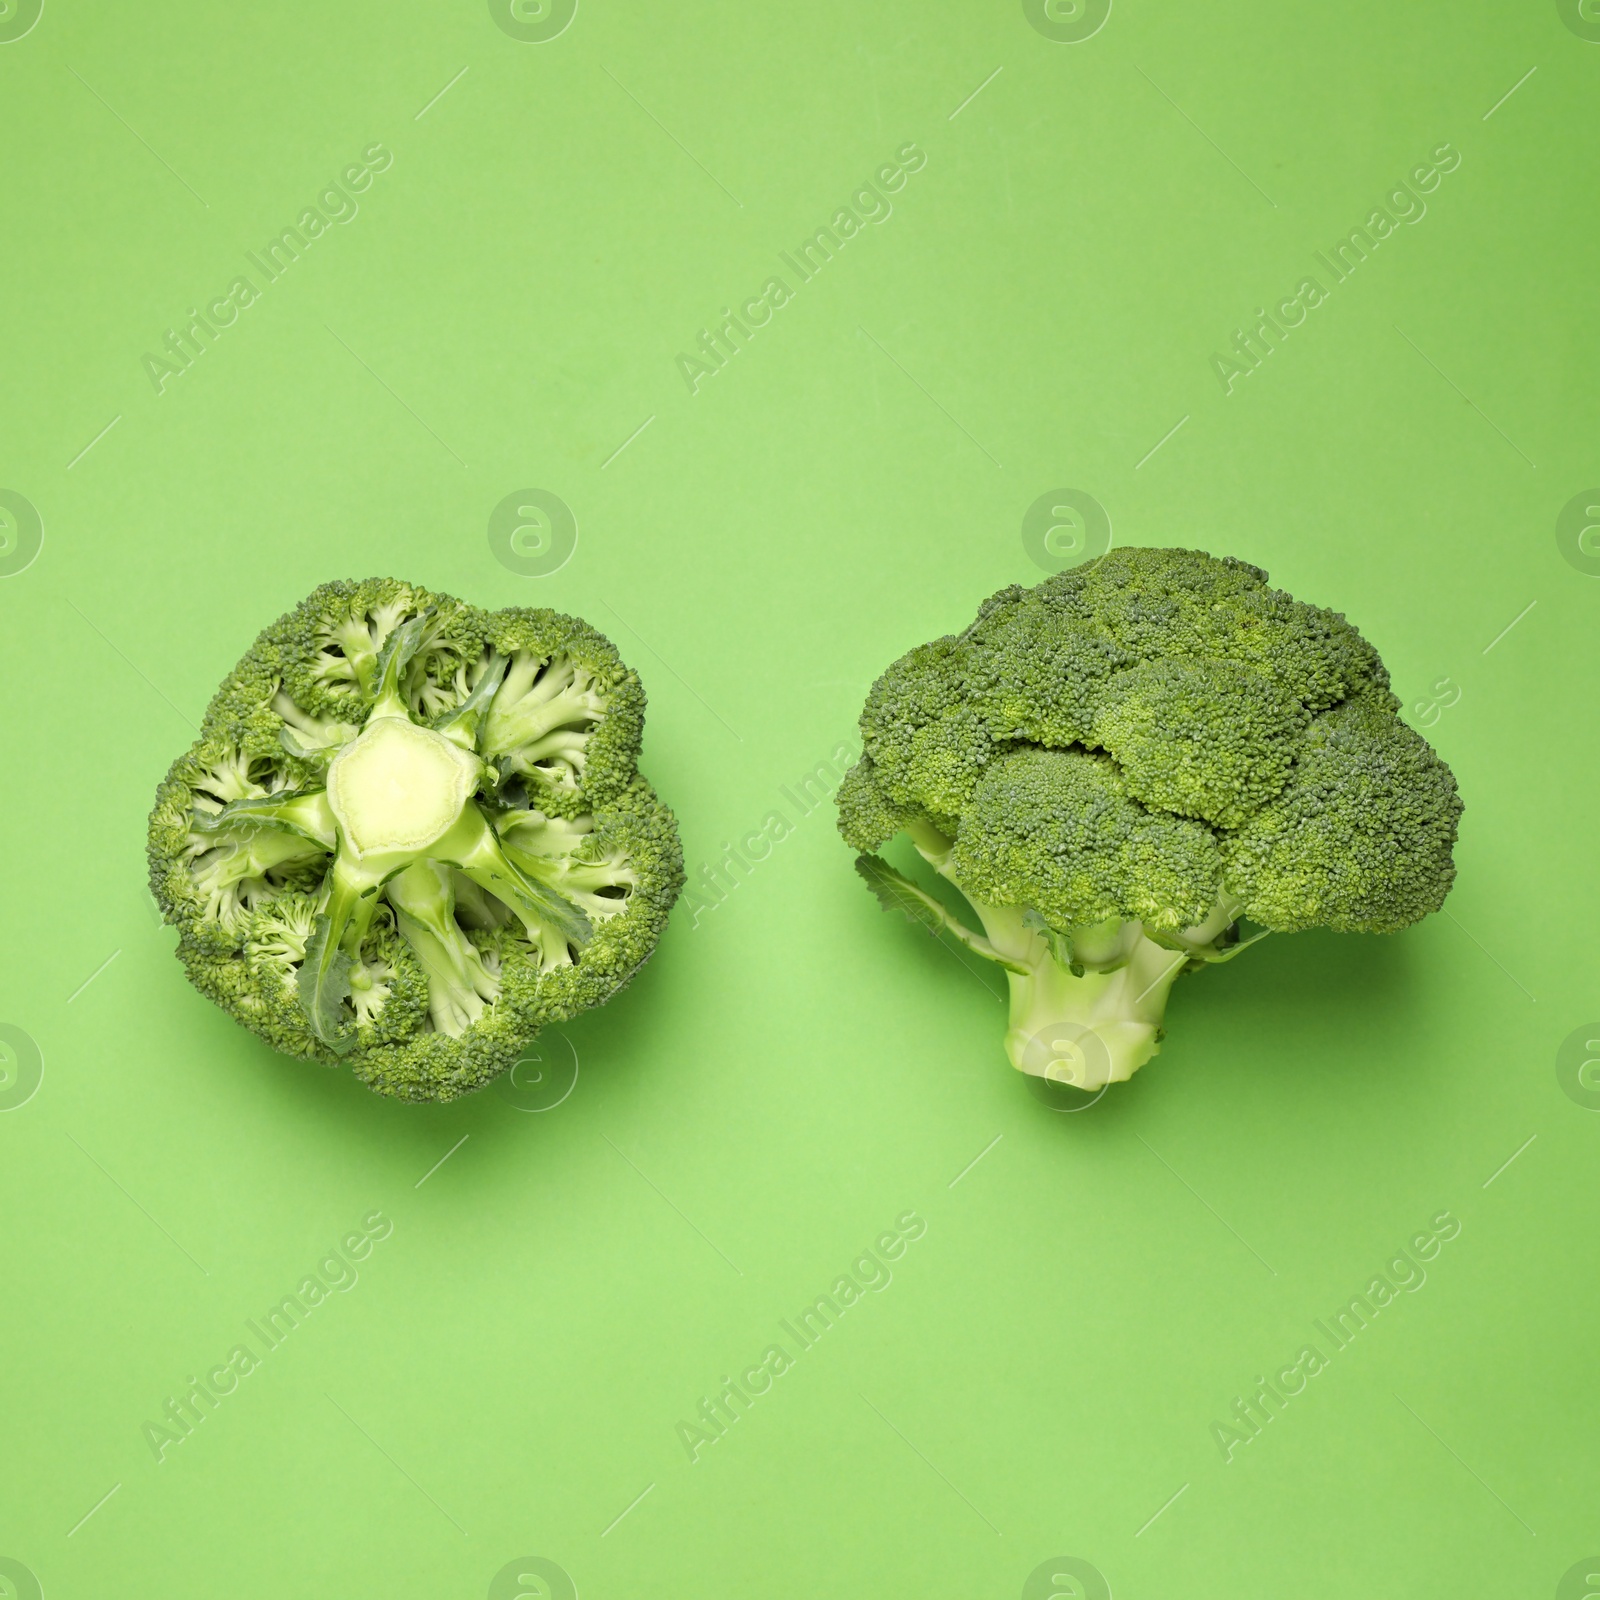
(326, 716), (480, 859)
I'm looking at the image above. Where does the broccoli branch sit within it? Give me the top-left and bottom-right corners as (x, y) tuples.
(385, 861), (501, 1035)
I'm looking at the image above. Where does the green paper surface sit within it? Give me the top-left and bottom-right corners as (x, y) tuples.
(1, 2), (1597, 1595)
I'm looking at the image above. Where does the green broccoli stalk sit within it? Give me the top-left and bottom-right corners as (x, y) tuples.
(148, 578), (683, 1102)
(856, 836), (1263, 1088)
(839, 548), (1462, 1091)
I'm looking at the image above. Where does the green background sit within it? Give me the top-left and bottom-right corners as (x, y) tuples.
(1, 1), (1596, 1594)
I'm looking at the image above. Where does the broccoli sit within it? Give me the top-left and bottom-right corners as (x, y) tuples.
(837, 547), (1462, 1091)
(148, 579), (683, 1102)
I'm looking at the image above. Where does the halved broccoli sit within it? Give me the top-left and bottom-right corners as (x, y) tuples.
(148, 578), (683, 1102)
(839, 548), (1462, 1091)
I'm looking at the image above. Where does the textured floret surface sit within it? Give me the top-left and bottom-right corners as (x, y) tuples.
(838, 547), (1461, 937)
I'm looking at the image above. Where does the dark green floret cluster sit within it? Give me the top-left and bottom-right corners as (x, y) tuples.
(838, 547), (1462, 1089)
(148, 579), (683, 1102)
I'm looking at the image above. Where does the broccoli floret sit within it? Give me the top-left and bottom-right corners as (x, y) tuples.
(964, 586), (1134, 750)
(478, 608), (645, 817)
(245, 892), (319, 1003)
(278, 578), (434, 716)
(950, 747), (1223, 934)
(347, 919), (431, 1046)
(855, 636), (998, 828)
(840, 547), (1462, 1090)
(497, 807), (639, 922)
(835, 754), (914, 855)
(509, 776), (685, 1025)
(1090, 658), (1307, 828)
(1223, 695), (1461, 933)
(147, 579), (683, 1102)
(147, 737), (328, 955)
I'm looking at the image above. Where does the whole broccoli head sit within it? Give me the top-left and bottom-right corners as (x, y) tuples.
(149, 579), (683, 1102)
(838, 547), (1462, 1091)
